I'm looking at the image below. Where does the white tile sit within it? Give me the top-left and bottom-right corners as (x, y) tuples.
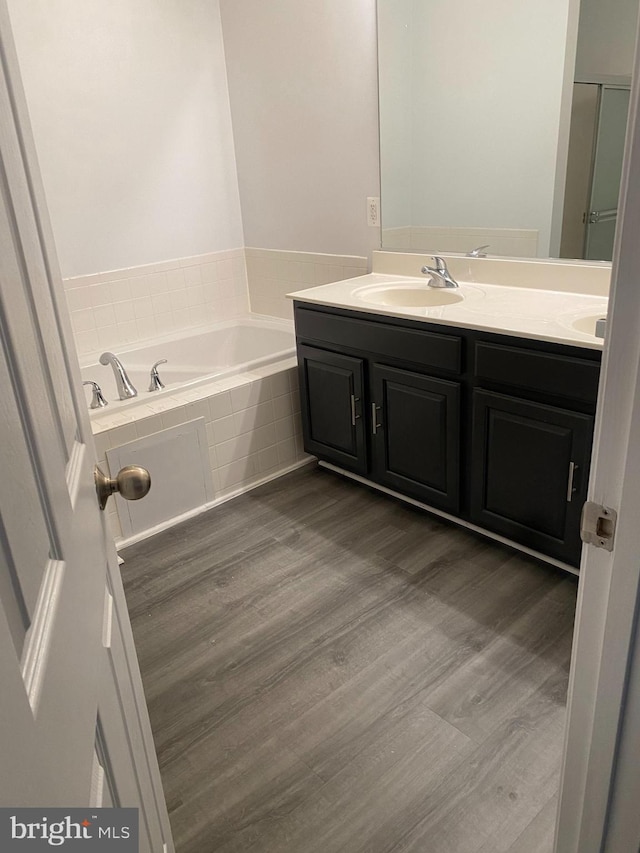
(97, 325), (121, 348)
(206, 422), (216, 447)
(209, 391), (233, 421)
(93, 431), (111, 459)
(136, 316), (157, 340)
(109, 280), (132, 303)
(72, 308), (95, 332)
(277, 438), (297, 464)
(288, 369), (300, 392)
(169, 289), (188, 311)
(186, 285), (205, 307)
(131, 275), (152, 298)
(161, 406), (187, 429)
(258, 446), (280, 472)
(291, 390), (301, 413)
(208, 446), (218, 472)
(216, 432), (254, 467)
(188, 306), (207, 327)
(273, 393), (293, 420)
(94, 304), (116, 328)
(135, 414), (164, 438)
(233, 401), (274, 434)
(183, 265), (202, 286)
(200, 262), (219, 283)
(274, 416), (295, 440)
(185, 399), (210, 422)
(118, 320), (139, 343)
(148, 272), (168, 294)
(166, 268), (185, 290)
(133, 297), (153, 319)
(151, 293), (172, 316)
(114, 300), (135, 324)
(253, 423), (277, 450)
(90, 283), (113, 307)
(213, 415), (236, 444)
(269, 371), (290, 398)
(66, 287), (93, 312)
(155, 312), (175, 336)
(75, 330), (95, 354)
(230, 379), (271, 412)
(172, 308), (190, 329)
(218, 455), (259, 489)
(108, 422), (138, 448)
(218, 259), (234, 280)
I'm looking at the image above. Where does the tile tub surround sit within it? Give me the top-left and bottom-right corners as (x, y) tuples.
(63, 249), (250, 358)
(92, 359), (309, 544)
(246, 247), (368, 320)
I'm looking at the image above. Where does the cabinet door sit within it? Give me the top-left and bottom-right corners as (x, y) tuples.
(370, 364), (461, 511)
(298, 344), (367, 474)
(471, 390), (594, 565)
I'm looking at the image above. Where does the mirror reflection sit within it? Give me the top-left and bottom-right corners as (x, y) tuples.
(378, 0), (639, 261)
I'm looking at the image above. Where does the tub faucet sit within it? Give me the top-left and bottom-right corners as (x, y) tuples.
(99, 351), (138, 399)
(420, 256), (459, 288)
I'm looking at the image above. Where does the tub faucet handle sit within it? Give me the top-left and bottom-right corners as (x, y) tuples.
(83, 380), (108, 409)
(149, 359), (168, 392)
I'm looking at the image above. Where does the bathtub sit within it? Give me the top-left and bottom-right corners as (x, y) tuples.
(86, 315), (309, 546)
(81, 316), (295, 410)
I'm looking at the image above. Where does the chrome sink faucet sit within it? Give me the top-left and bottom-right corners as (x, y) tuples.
(99, 351), (138, 399)
(421, 256), (459, 288)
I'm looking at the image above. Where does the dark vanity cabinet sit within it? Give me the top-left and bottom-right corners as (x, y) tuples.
(294, 302), (601, 567)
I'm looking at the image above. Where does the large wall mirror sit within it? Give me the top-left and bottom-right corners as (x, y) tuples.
(378, 0), (639, 261)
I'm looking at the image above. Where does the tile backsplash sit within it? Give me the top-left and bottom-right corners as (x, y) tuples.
(64, 249), (249, 358)
(245, 247), (368, 320)
(64, 247), (369, 357)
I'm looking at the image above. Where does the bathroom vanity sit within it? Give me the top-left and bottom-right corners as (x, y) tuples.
(290, 256), (608, 570)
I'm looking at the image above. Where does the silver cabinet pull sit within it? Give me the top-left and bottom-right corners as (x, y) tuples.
(372, 403), (382, 435)
(350, 394), (361, 426)
(567, 462), (578, 502)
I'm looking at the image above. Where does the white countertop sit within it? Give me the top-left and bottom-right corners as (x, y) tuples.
(288, 273), (608, 350)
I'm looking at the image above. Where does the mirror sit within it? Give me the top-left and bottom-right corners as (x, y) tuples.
(377, 0), (639, 262)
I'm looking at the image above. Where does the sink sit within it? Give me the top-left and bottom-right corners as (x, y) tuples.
(355, 284), (464, 308)
(572, 314), (607, 338)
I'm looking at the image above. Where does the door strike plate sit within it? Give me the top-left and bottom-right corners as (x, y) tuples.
(580, 502), (617, 551)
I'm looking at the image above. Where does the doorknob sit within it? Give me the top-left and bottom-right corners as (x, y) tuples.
(95, 464), (151, 511)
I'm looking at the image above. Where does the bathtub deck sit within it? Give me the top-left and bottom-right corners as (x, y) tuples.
(121, 465), (577, 853)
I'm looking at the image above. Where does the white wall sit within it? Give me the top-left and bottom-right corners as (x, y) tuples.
(7, 0), (244, 278)
(219, 0), (380, 260)
(575, 0), (639, 78)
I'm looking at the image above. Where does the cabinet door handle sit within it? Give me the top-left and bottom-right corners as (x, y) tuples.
(350, 394), (361, 426)
(372, 403), (382, 435)
(567, 461), (578, 502)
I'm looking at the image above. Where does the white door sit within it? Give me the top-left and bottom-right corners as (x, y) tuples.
(0, 5), (173, 851)
(555, 12), (640, 853)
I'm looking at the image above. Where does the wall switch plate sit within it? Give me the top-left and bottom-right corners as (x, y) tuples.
(367, 197), (380, 227)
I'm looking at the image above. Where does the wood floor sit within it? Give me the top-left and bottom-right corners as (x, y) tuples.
(121, 464), (578, 853)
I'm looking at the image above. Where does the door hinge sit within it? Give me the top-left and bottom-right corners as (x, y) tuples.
(580, 501), (617, 551)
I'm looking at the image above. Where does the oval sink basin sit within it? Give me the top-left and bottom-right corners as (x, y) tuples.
(572, 314), (607, 338)
(356, 285), (464, 308)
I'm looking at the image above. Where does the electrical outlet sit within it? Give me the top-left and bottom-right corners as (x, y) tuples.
(367, 197), (380, 227)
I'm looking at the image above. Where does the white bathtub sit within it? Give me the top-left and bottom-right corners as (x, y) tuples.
(81, 316), (295, 411)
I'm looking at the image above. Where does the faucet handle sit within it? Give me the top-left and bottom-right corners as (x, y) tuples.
(466, 244), (490, 258)
(431, 255), (448, 272)
(83, 380), (108, 409)
(149, 359), (167, 392)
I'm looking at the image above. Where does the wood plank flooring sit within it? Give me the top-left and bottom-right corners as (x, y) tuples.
(121, 464), (578, 853)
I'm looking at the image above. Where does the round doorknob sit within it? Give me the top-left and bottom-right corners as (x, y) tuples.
(95, 464), (151, 511)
